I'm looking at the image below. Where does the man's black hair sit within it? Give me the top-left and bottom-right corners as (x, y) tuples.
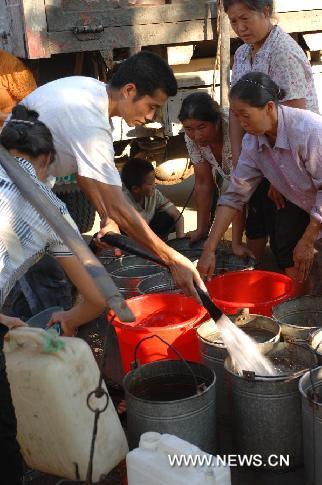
(110, 51), (177, 98)
(121, 157), (154, 191)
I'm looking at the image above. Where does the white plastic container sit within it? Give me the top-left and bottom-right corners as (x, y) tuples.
(4, 328), (128, 481)
(126, 432), (231, 485)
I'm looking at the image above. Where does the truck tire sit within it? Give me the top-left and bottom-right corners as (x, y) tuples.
(56, 189), (96, 234)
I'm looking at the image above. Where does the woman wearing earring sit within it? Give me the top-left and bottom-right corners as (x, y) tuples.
(224, 0), (319, 260)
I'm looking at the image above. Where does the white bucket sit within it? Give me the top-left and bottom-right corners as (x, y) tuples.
(127, 432), (231, 485)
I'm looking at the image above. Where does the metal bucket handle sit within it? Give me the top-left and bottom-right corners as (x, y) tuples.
(131, 334), (207, 395)
(308, 328), (322, 353)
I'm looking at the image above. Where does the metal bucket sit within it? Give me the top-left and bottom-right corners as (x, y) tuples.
(104, 255), (166, 299)
(138, 272), (179, 294)
(197, 313), (280, 422)
(167, 237), (206, 261)
(123, 337), (216, 453)
(225, 342), (317, 469)
(299, 366), (322, 485)
(308, 329), (322, 365)
(272, 296), (322, 341)
(167, 238), (256, 273)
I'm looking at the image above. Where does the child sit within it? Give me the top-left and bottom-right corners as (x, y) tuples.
(121, 158), (185, 240)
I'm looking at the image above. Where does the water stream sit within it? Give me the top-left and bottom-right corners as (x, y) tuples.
(215, 314), (276, 376)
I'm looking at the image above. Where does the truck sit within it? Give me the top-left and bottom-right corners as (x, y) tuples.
(1, 0), (322, 232)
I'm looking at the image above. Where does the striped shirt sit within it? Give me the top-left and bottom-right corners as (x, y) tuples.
(0, 157), (77, 306)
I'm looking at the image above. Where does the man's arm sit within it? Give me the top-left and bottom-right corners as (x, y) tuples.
(76, 175), (204, 298)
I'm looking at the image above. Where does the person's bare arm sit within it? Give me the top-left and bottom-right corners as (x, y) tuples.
(164, 204), (185, 238)
(47, 255), (107, 334)
(187, 162), (214, 243)
(198, 205), (239, 280)
(229, 109), (244, 167)
(77, 175), (204, 298)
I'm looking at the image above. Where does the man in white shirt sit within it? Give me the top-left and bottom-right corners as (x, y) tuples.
(22, 51), (202, 297)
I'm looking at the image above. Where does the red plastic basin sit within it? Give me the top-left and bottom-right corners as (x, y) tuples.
(111, 293), (206, 373)
(206, 270), (298, 317)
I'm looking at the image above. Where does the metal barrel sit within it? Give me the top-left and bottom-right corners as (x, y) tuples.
(167, 238), (256, 273)
(124, 359), (216, 453)
(299, 366), (322, 485)
(308, 329), (322, 365)
(225, 342), (318, 469)
(272, 296), (322, 341)
(104, 255), (166, 299)
(197, 314), (280, 422)
(138, 272), (179, 294)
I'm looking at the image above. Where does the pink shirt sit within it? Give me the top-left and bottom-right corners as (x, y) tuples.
(232, 25), (319, 113)
(219, 106), (322, 225)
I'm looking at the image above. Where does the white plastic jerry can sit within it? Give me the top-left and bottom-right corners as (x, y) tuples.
(4, 328), (128, 482)
(126, 432), (231, 485)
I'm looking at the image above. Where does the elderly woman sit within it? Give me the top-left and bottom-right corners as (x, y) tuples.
(198, 72), (322, 290)
(224, 0), (319, 260)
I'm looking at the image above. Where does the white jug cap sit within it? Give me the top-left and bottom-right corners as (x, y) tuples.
(139, 432), (161, 451)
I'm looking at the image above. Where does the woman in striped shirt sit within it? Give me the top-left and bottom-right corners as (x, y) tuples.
(0, 105), (106, 484)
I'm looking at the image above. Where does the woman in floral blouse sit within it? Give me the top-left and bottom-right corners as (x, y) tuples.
(224, 0), (319, 260)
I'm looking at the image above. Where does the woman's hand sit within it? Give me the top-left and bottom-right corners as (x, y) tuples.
(267, 184), (285, 210)
(47, 311), (77, 337)
(232, 242), (255, 259)
(292, 238), (315, 283)
(197, 249), (216, 281)
(0, 314), (27, 330)
(186, 229), (207, 244)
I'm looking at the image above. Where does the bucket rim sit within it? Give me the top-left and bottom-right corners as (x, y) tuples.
(272, 295), (322, 331)
(207, 270), (294, 308)
(299, 366), (322, 404)
(197, 315), (280, 347)
(123, 359), (216, 404)
(110, 293), (207, 330)
(223, 341), (318, 382)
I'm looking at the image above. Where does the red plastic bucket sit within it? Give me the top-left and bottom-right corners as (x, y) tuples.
(111, 293), (206, 372)
(206, 270), (298, 317)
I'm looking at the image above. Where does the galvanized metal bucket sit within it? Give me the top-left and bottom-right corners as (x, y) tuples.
(104, 255), (166, 299)
(138, 272), (179, 294)
(167, 238), (256, 273)
(299, 366), (322, 485)
(123, 335), (216, 453)
(308, 329), (322, 365)
(225, 341), (318, 469)
(272, 296), (322, 341)
(197, 313), (280, 422)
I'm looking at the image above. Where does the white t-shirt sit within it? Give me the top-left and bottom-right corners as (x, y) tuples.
(22, 76), (121, 186)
